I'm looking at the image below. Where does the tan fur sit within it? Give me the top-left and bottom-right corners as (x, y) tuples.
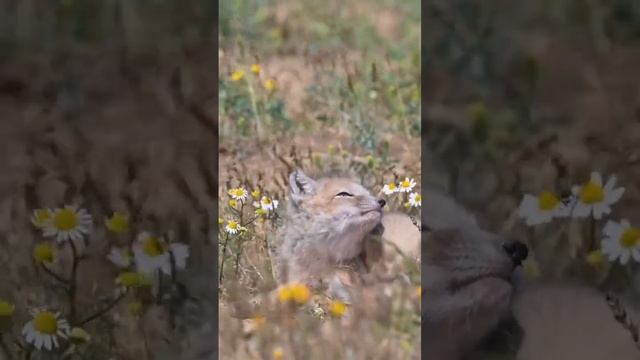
(514, 283), (640, 360)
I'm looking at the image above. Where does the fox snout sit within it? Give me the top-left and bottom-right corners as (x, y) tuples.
(502, 240), (528, 266)
(377, 198), (386, 208)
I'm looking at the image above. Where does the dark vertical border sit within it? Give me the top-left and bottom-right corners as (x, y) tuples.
(212, 0), (220, 357)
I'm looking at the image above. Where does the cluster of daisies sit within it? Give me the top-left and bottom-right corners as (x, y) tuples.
(222, 187), (279, 235)
(14, 205), (191, 352)
(230, 63), (277, 92)
(381, 177), (421, 208)
(518, 171), (639, 265)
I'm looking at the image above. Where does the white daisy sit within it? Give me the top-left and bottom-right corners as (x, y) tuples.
(254, 196), (279, 211)
(571, 172), (625, 220)
(382, 182), (399, 195)
(107, 247), (133, 268)
(408, 193), (421, 207)
(22, 309), (70, 351)
(132, 232), (190, 275)
(42, 205), (92, 243)
(228, 187), (249, 201)
(518, 191), (570, 226)
(398, 178), (417, 193)
(601, 219), (640, 265)
(225, 220), (241, 234)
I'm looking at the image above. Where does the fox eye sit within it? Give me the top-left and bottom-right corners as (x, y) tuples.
(335, 192), (353, 197)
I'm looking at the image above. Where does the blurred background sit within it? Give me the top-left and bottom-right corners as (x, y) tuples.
(219, 0), (421, 359)
(0, 1), (217, 359)
(425, 0), (640, 311)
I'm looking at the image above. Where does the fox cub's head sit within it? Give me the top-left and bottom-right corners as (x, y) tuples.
(287, 169), (386, 261)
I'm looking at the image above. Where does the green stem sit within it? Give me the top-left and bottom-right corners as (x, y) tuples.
(246, 77), (263, 139)
(68, 240), (79, 323)
(219, 233), (230, 284)
(78, 292), (126, 326)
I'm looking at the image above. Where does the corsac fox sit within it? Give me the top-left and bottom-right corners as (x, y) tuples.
(276, 169), (389, 302)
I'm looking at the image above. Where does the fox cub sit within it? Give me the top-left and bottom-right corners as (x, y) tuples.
(276, 169), (388, 302)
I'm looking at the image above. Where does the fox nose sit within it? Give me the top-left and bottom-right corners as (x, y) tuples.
(503, 240), (528, 266)
(377, 199), (386, 208)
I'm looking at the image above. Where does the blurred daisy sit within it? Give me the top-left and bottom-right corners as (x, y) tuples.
(601, 219), (640, 265)
(107, 248), (133, 268)
(254, 196), (279, 211)
(0, 301), (14, 317)
(229, 187), (248, 202)
(278, 283), (310, 305)
(264, 79), (277, 91)
(398, 178), (417, 193)
(42, 206), (92, 243)
(273, 347), (284, 360)
(251, 189), (261, 199)
(255, 208), (268, 217)
(586, 249), (605, 267)
(572, 172), (625, 219)
(105, 212), (129, 233)
(409, 193), (421, 207)
(382, 182), (398, 195)
(116, 271), (152, 288)
(31, 208), (52, 228)
(132, 232), (190, 275)
(329, 300), (347, 317)
(33, 243), (55, 264)
(22, 309), (70, 351)
(251, 64), (262, 74)
(518, 191), (570, 226)
(231, 70), (245, 82)
(69, 327), (91, 343)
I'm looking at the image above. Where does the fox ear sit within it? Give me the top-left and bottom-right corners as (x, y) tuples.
(289, 169), (317, 196)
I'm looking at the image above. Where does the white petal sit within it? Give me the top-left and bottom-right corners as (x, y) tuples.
(572, 202), (591, 218)
(591, 172), (603, 186)
(52, 335), (59, 348)
(34, 333), (44, 350)
(604, 176), (617, 192)
(605, 187), (625, 204)
(44, 334), (52, 351)
(592, 204), (610, 220)
(632, 248), (640, 262)
(621, 219), (631, 228)
(603, 220), (624, 238)
(620, 251), (631, 265)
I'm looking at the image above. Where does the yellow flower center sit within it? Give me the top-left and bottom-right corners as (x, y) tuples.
(586, 250), (604, 266)
(53, 208), (78, 231)
(33, 312), (58, 334)
(273, 348), (283, 360)
(117, 272), (151, 287)
(264, 79), (276, 91)
(401, 180), (411, 188)
(290, 283), (311, 305)
(34, 244), (54, 263)
(255, 208), (268, 217)
(537, 191), (560, 211)
(142, 236), (166, 257)
(387, 182), (396, 190)
(277, 286), (292, 303)
(329, 301), (347, 317)
(262, 197), (272, 206)
(413, 194), (422, 203)
(416, 286), (422, 298)
(0, 301), (14, 316)
(251, 64), (261, 74)
(228, 199), (238, 208)
(217, 218), (224, 225)
(128, 301), (143, 315)
(579, 182), (604, 204)
(620, 227), (640, 249)
(106, 212), (129, 233)
(227, 221), (239, 230)
(251, 190), (261, 199)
